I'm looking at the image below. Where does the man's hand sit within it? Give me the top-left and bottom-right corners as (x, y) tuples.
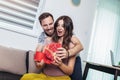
(56, 47), (68, 59)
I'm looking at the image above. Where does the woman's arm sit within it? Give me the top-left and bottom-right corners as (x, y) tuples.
(35, 44), (45, 69)
(53, 56), (76, 75)
(36, 43), (43, 51)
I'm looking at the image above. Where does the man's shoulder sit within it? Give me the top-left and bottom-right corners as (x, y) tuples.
(38, 32), (46, 43)
(39, 32), (46, 37)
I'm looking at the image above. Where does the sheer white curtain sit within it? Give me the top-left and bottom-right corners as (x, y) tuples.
(87, 0), (120, 80)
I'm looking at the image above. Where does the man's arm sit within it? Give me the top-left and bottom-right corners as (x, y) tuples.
(68, 36), (83, 57)
(56, 36), (83, 59)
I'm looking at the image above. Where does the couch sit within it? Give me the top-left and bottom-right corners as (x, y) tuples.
(0, 45), (82, 80)
(0, 45), (40, 80)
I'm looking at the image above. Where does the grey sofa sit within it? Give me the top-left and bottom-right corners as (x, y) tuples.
(0, 45), (40, 80)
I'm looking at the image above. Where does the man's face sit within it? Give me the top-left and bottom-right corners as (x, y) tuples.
(41, 16), (54, 36)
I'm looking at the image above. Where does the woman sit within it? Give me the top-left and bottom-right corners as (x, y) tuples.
(20, 15), (78, 80)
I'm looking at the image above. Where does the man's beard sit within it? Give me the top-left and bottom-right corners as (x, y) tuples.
(45, 32), (53, 37)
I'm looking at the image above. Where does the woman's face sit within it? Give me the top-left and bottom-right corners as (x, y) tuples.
(56, 20), (65, 37)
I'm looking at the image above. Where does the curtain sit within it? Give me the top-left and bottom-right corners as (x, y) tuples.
(87, 0), (120, 80)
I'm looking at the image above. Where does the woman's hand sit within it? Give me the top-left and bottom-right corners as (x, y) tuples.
(35, 60), (45, 68)
(52, 56), (63, 66)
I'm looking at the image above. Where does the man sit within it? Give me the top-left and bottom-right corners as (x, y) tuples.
(36, 12), (83, 59)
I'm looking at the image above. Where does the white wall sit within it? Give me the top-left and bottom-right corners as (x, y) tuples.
(0, 28), (38, 50)
(0, 0), (97, 71)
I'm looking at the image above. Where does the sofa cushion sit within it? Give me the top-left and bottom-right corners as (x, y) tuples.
(0, 45), (27, 75)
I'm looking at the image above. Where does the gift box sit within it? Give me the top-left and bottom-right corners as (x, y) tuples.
(48, 42), (62, 52)
(34, 42), (62, 64)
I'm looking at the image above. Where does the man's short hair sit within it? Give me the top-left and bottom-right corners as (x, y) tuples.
(39, 12), (54, 25)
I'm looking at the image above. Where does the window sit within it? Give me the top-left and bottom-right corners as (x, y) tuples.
(0, 0), (44, 37)
(87, 0), (120, 80)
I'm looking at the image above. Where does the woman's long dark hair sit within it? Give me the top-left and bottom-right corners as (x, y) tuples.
(52, 16), (73, 50)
